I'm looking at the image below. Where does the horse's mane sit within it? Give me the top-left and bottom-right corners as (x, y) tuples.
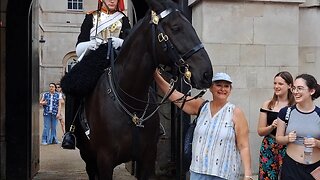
(147, 0), (180, 11)
(160, 0), (179, 10)
(126, 16), (146, 39)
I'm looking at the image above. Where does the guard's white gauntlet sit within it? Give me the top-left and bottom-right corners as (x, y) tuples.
(76, 39), (100, 57)
(111, 37), (124, 49)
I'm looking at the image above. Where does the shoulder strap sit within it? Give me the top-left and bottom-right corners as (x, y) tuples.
(198, 100), (209, 116)
(260, 108), (269, 113)
(194, 100), (209, 123)
(284, 106), (292, 124)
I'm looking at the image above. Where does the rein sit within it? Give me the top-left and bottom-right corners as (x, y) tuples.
(107, 68), (176, 127)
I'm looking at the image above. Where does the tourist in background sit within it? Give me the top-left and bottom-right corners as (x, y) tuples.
(276, 73), (320, 180)
(39, 83), (61, 145)
(257, 71), (295, 180)
(56, 83), (65, 135)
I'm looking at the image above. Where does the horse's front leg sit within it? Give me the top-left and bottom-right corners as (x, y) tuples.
(96, 150), (114, 180)
(86, 164), (98, 180)
(78, 147), (98, 180)
(135, 145), (157, 180)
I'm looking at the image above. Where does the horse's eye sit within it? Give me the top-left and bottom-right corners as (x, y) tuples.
(171, 25), (180, 32)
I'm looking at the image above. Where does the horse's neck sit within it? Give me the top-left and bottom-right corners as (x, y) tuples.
(115, 52), (154, 99)
(114, 20), (157, 97)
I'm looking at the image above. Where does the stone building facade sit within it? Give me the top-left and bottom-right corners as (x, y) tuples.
(39, 0), (320, 175)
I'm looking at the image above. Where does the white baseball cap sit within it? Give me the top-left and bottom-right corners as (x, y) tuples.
(212, 72), (232, 83)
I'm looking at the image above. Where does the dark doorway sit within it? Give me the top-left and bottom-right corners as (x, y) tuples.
(4, 0), (40, 179)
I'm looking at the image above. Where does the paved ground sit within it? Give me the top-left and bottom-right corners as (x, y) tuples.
(32, 143), (137, 180)
(33, 110), (137, 180)
(34, 110), (258, 180)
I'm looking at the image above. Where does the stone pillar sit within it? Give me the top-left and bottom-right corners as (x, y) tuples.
(189, 0), (304, 175)
(299, 0), (320, 100)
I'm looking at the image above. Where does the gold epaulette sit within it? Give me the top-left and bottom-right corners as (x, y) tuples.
(86, 7), (108, 15)
(86, 10), (97, 15)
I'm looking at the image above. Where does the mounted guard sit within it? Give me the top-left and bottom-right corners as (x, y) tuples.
(60, 0), (213, 178)
(61, 0), (131, 149)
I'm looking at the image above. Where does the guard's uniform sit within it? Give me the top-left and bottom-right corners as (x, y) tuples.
(77, 9), (131, 46)
(62, 9), (131, 96)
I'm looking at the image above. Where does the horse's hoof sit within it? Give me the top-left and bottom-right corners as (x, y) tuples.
(61, 132), (76, 150)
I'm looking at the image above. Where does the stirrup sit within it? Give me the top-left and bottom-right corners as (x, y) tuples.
(61, 125), (76, 150)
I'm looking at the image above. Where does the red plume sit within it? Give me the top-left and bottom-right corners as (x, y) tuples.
(118, 0), (125, 11)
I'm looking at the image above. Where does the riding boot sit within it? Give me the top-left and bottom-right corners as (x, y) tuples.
(61, 94), (80, 149)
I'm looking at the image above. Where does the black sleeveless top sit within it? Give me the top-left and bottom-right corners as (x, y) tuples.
(260, 108), (278, 136)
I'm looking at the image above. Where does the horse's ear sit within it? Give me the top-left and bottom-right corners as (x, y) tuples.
(145, 0), (165, 13)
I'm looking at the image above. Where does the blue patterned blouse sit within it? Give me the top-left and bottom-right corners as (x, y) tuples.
(190, 102), (241, 180)
(42, 92), (60, 116)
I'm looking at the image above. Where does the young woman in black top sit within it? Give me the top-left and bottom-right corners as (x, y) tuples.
(257, 71), (294, 180)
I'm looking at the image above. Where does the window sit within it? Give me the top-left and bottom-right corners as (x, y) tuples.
(67, 0), (83, 10)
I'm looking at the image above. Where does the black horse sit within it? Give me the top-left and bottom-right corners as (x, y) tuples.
(62, 0), (213, 179)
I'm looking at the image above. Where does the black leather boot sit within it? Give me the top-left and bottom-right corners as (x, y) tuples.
(61, 94), (78, 149)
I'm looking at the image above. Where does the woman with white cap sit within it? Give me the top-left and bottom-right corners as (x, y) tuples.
(154, 70), (253, 180)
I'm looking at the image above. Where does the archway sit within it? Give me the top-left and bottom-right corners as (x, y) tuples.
(62, 51), (78, 73)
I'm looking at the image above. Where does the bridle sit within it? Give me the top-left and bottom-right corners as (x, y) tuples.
(108, 8), (206, 127)
(150, 9), (204, 84)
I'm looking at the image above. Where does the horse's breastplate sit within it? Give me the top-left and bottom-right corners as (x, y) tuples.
(92, 12), (122, 40)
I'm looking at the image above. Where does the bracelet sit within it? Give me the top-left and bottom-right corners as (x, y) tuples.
(244, 176), (253, 180)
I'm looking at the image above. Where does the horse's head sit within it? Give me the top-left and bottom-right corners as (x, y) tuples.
(146, 0), (213, 89)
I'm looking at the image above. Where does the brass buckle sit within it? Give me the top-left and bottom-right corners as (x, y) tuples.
(132, 114), (139, 125)
(132, 114), (144, 127)
(158, 33), (168, 42)
(151, 11), (159, 25)
(184, 68), (192, 81)
(70, 125), (75, 133)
